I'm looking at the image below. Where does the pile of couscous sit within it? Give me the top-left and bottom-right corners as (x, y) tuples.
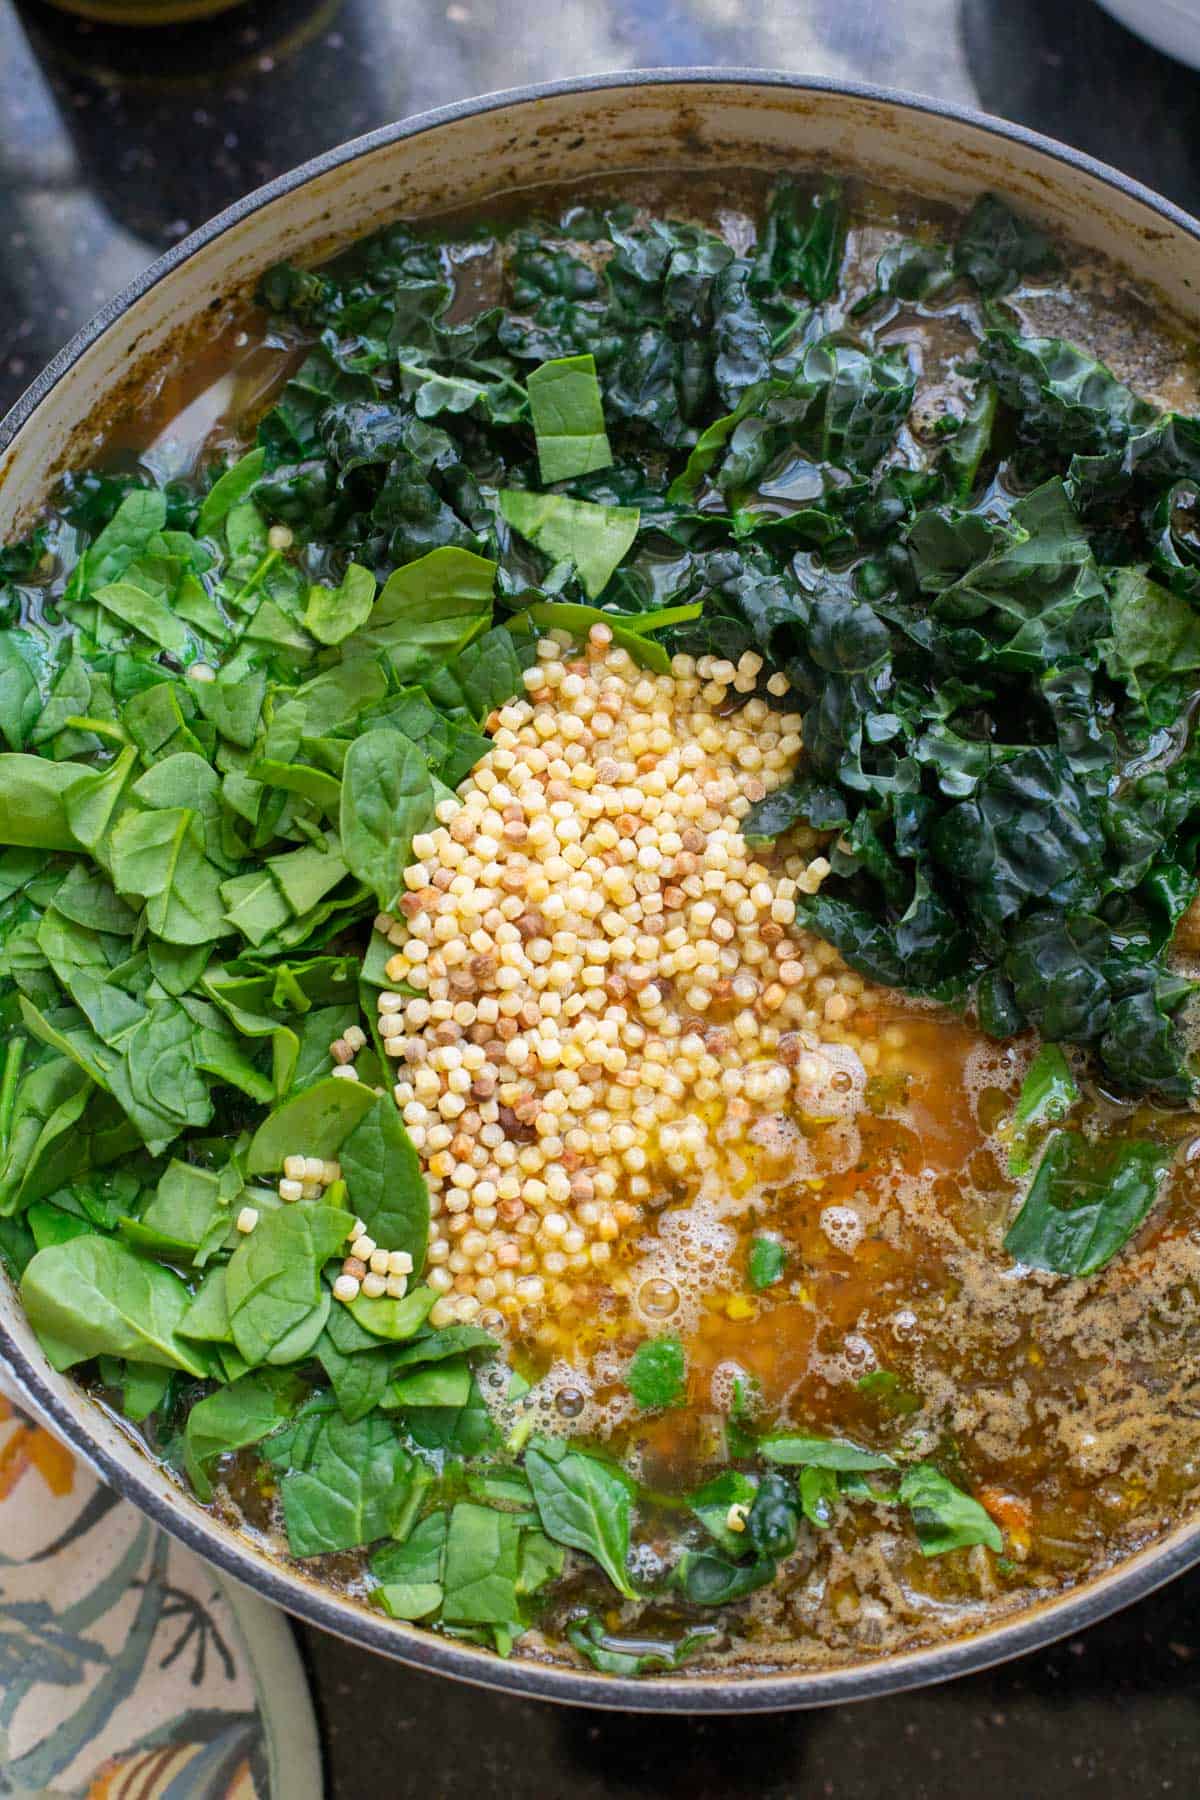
(332, 624), (885, 1333)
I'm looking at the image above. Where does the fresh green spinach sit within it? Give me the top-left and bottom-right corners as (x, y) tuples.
(758, 1433), (896, 1472)
(1004, 1130), (1172, 1276)
(224, 1202), (351, 1366)
(567, 1617), (720, 1675)
(21, 1235), (211, 1376)
(499, 490), (639, 600)
(1007, 1044), (1081, 1176)
(340, 1092), (428, 1268)
(339, 729), (434, 910)
(898, 1465), (1003, 1556)
(525, 1435), (638, 1599)
(184, 1369), (303, 1501)
(748, 1236), (786, 1290)
(304, 562), (376, 646)
(266, 1402), (426, 1556)
(626, 1334), (686, 1409)
(527, 354), (613, 484)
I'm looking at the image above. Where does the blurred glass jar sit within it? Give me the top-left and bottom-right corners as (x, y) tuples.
(15, 0), (361, 244)
(40, 0), (248, 20)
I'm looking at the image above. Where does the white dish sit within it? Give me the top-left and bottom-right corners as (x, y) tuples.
(0, 1370), (323, 1798)
(1095, 0), (1200, 69)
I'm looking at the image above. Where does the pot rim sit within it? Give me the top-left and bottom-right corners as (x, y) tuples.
(4, 66), (1200, 1713)
(5, 65), (1200, 463)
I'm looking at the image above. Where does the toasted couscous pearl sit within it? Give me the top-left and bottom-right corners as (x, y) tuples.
(236, 1206), (259, 1234)
(361, 1272), (387, 1299)
(282, 1154), (341, 1192)
(278, 1178), (303, 1203)
(333, 1273), (361, 1302)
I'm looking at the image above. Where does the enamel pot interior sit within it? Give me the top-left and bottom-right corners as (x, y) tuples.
(2, 71), (1200, 1712)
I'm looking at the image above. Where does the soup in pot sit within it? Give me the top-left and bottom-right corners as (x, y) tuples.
(4, 173), (1200, 1677)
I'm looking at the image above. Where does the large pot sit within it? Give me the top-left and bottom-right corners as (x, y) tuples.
(2, 70), (1199, 1713)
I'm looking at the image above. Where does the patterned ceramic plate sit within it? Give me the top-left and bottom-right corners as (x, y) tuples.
(0, 1372), (323, 1799)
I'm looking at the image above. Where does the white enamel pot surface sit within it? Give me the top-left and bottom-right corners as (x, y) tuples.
(2, 72), (1200, 1713)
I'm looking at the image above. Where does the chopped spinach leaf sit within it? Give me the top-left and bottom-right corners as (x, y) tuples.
(267, 1402), (426, 1557)
(527, 354), (613, 483)
(567, 1616), (720, 1675)
(748, 1235), (786, 1290)
(224, 1202), (351, 1367)
(758, 1432), (896, 1472)
(1004, 1130), (1172, 1276)
(675, 1548), (777, 1606)
(183, 1370), (303, 1501)
(1007, 1044), (1081, 1176)
(626, 1334), (686, 1409)
(898, 1464), (1003, 1556)
(499, 490), (639, 599)
(21, 1235), (211, 1377)
(525, 1435), (638, 1599)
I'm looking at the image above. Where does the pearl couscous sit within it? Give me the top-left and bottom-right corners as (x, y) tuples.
(334, 624), (883, 1334)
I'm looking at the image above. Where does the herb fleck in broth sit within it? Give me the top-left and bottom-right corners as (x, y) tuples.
(6, 169), (1200, 1678)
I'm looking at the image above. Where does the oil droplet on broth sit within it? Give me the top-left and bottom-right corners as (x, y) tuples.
(638, 1277), (681, 1320)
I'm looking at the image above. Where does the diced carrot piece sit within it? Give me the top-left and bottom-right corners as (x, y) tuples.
(978, 1484), (1032, 1535)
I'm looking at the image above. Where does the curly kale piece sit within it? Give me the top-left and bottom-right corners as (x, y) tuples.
(953, 193), (1058, 296)
(744, 471), (1200, 1097)
(752, 176), (846, 304)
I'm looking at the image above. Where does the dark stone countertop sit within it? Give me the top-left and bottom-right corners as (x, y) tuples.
(2, 0), (1200, 1789)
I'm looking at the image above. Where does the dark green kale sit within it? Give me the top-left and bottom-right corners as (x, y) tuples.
(752, 176), (846, 304)
(744, 470), (1200, 1097)
(952, 193), (1058, 296)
